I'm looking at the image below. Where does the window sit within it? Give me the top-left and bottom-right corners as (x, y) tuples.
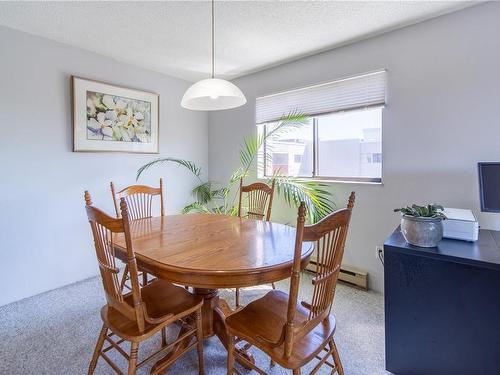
(265, 121), (313, 177)
(257, 70), (386, 183)
(316, 109), (382, 180)
(372, 153), (382, 163)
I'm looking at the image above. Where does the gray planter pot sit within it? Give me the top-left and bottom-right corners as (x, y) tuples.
(400, 215), (443, 247)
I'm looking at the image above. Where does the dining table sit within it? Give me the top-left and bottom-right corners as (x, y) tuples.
(114, 213), (314, 373)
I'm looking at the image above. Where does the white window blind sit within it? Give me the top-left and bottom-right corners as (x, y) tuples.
(256, 70), (386, 124)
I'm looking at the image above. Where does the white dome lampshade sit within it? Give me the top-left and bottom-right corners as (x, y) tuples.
(181, 78), (247, 111)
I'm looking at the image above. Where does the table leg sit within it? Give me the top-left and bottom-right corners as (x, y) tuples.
(193, 288), (219, 338)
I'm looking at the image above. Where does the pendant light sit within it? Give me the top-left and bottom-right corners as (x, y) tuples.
(181, 0), (246, 111)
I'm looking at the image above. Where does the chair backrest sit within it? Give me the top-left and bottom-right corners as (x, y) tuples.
(84, 191), (147, 331)
(110, 178), (164, 220)
(284, 192), (355, 357)
(238, 179), (275, 221)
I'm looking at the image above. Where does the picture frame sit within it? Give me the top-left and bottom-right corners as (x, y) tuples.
(72, 76), (159, 153)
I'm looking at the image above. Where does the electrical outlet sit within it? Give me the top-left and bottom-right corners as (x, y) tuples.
(375, 245), (384, 259)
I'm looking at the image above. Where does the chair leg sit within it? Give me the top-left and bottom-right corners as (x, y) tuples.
(142, 272), (148, 286)
(195, 309), (205, 375)
(292, 369), (301, 375)
(120, 265), (130, 290)
(235, 288), (240, 308)
(227, 333), (235, 375)
(128, 342), (139, 375)
(88, 324), (107, 375)
(329, 339), (344, 375)
(161, 327), (167, 347)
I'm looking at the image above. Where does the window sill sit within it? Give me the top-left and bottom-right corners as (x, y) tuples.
(258, 176), (383, 186)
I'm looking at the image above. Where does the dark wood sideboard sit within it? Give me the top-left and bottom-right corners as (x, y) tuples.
(384, 227), (500, 375)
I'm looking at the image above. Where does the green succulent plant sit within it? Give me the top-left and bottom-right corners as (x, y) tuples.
(394, 204), (447, 219)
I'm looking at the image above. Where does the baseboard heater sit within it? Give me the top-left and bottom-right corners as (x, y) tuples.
(305, 262), (368, 290)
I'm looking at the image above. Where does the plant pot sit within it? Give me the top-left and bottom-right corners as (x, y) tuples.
(400, 215), (443, 247)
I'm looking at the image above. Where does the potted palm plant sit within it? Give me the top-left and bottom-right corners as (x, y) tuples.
(394, 204), (447, 247)
(137, 112), (335, 223)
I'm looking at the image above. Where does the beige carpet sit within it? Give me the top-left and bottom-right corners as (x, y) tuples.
(0, 273), (389, 374)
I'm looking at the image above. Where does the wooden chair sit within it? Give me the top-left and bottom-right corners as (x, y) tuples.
(238, 178), (275, 221)
(110, 178), (164, 289)
(85, 191), (204, 375)
(226, 192), (355, 375)
(235, 178), (276, 308)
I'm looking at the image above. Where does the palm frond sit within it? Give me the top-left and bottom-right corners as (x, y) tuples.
(212, 205), (226, 215)
(137, 157), (202, 181)
(239, 133), (265, 171)
(273, 176), (335, 223)
(212, 187), (230, 200)
(265, 110), (310, 139)
(192, 181), (214, 204)
(182, 202), (212, 214)
(228, 205), (239, 216)
(229, 168), (247, 184)
(240, 112), (309, 173)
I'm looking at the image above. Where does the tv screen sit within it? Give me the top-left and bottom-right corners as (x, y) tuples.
(478, 162), (500, 212)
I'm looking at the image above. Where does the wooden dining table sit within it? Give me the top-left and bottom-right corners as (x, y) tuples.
(114, 213), (314, 373)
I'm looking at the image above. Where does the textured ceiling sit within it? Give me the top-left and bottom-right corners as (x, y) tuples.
(0, 1), (478, 82)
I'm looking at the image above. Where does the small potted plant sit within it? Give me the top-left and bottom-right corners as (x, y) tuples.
(394, 204), (447, 247)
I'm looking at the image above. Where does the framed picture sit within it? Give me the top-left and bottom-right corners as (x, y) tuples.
(72, 76), (159, 153)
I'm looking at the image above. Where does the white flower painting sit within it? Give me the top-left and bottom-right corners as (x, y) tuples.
(86, 91), (152, 143)
(73, 77), (159, 153)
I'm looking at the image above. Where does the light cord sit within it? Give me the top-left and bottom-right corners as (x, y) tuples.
(211, 0), (215, 78)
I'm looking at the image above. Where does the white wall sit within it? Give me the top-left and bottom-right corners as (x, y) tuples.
(208, 2), (500, 292)
(0, 26), (208, 306)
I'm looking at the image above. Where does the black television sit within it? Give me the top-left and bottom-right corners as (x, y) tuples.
(478, 162), (500, 212)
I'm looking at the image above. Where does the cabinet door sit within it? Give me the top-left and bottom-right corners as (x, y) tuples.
(384, 248), (500, 375)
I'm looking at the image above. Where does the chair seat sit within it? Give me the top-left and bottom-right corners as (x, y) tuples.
(101, 280), (203, 341)
(226, 289), (336, 369)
